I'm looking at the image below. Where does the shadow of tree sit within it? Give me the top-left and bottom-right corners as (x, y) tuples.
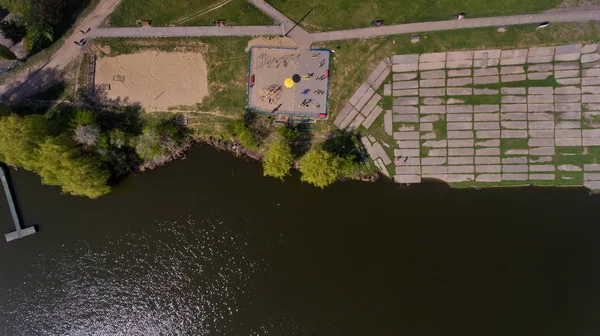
(322, 129), (363, 161)
(0, 67), (64, 103)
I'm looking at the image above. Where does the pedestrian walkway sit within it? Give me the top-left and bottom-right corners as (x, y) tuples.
(90, 25), (282, 38)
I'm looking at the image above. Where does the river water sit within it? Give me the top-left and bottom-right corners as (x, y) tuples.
(1, 145), (600, 335)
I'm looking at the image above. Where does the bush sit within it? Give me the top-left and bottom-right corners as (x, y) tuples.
(263, 139), (293, 180)
(299, 149), (341, 188)
(227, 118), (260, 150)
(0, 44), (16, 60)
(0, 21), (26, 44)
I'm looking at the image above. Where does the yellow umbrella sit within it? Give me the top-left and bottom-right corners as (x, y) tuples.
(284, 78), (294, 88)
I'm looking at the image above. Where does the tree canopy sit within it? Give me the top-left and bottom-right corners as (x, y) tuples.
(262, 139), (293, 180)
(299, 149), (341, 188)
(0, 114), (47, 170)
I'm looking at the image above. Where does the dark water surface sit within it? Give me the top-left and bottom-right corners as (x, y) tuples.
(1, 145), (600, 335)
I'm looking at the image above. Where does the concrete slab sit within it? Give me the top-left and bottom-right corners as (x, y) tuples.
(422, 157), (447, 165)
(423, 98), (445, 105)
(421, 132), (436, 139)
(474, 76), (500, 85)
(419, 62), (446, 70)
(528, 72), (552, 80)
(420, 52), (446, 63)
(503, 165), (528, 173)
(585, 164), (600, 171)
(393, 81), (419, 90)
(582, 44), (598, 54)
(529, 156), (553, 163)
(475, 68), (499, 76)
(583, 138), (600, 146)
(503, 157), (528, 164)
(476, 157), (501, 165)
(366, 61), (390, 87)
(581, 54), (600, 63)
(393, 89), (419, 96)
(361, 137), (379, 159)
(383, 84), (392, 96)
(529, 147), (556, 155)
(476, 131), (501, 139)
(555, 86), (581, 94)
(502, 104), (527, 112)
(393, 97), (419, 105)
(474, 105), (500, 113)
(421, 115), (440, 122)
(529, 130), (555, 138)
(556, 129), (582, 138)
(392, 105), (418, 114)
(528, 104), (554, 112)
(527, 56), (554, 64)
(477, 174), (502, 182)
(420, 88), (446, 97)
(349, 82), (370, 107)
(399, 157), (421, 166)
(446, 88), (473, 97)
(448, 131), (474, 139)
(448, 139), (475, 147)
(476, 148), (501, 156)
(555, 103), (581, 112)
(502, 74), (527, 82)
(502, 174), (528, 181)
(529, 46), (555, 57)
(529, 64), (553, 72)
(529, 121), (555, 130)
(447, 77), (473, 86)
(476, 165), (502, 173)
(395, 149), (420, 157)
(420, 79), (446, 88)
(476, 139), (500, 147)
(555, 53), (581, 62)
(447, 113), (473, 122)
(348, 114), (366, 130)
(422, 166), (449, 175)
(338, 107), (360, 130)
(420, 70), (446, 79)
(528, 95), (554, 104)
(530, 174), (555, 181)
(422, 140), (447, 148)
(474, 88), (499, 95)
(447, 122), (473, 130)
(583, 86), (600, 94)
(584, 181), (600, 190)
(501, 49), (528, 60)
(558, 78), (582, 85)
(397, 140), (420, 148)
(501, 130), (528, 138)
(583, 78), (600, 85)
(475, 50), (501, 59)
(354, 87), (376, 111)
(361, 93), (382, 116)
(396, 166), (421, 174)
(582, 68), (600, 77)
(447, 105), (473, 113)
(583, 94), (600, 103)
(556, 121), (581, 129)
(393, 131), (420, 140)
(334, 103), (355, 127)
(474, 122), (500, 130)
(556, 138), (582, 146)
(392, 54), (419, 64)
(501, 113), (527, 121)
(393, 72), (418, 81)
(555, 94), (580, 103)
(530, 165), (555, 172)
(394, 175), (422, 183)
(501, 66), (525, 74)
(447, 60), (473, 69)
(447, 98), (466, 104)
(363, 106), (384, 129)
(449, 148), (475, 156)
(554, 62), (580, 71)
(393, 115), (419, 123)
(392, 63), (419, 72)
(502, 121), (527, 129)
(529, 138), (554, 147)
(420, 105), (446, 114)
(447, 50), (474, 61)
(502, 95), (527, 104)
(475, 113), (500, 122)
(428, 148), (448, 157)
(474, 58), (500, 68)
(557, 112), (581, 120)
(448, 69), (472, 77)
(447, 165), (474, 174)
(528, 113), (554, 121)
(449, 157), (474, 165)
(528, 87), (554, 95)
(555, 70), (580, 79)
(373, 142), (392, 165)
(585, 173), (600, 181)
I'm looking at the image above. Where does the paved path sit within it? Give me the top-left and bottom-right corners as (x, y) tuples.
(91, 25), (282, 38)
(248, 0), (312, 49)
(311, 9), (600, 42)
(0, 0), (122, 102)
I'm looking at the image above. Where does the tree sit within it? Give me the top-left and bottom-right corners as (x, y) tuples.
(299, 149), (341, 188)
(0, 114), (47, 170)
(73, 125), (100, 146)
(134, 128), (178, 166)
(109, 129), (129, 148)
(263, 139), (293, 180)
(36, 136), (110, 198)
(0, 20), (26, 44)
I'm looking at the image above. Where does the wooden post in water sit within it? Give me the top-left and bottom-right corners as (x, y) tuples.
(1, 166), (36, 242)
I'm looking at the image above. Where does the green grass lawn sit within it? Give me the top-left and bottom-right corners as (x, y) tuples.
(266, 0), (562, 32)
(109, 0), (274, 27)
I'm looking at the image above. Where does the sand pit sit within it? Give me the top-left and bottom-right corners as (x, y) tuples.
(95, 51), (208, 111)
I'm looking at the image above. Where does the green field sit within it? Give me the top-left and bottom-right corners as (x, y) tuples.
(109, 0), (274, 27)
(266, 0), (563, 32)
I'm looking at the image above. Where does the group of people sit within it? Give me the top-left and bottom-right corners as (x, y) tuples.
(73, 27), (91, 47)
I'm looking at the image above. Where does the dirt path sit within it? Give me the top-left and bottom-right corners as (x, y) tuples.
(0, 0), (122, 102)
